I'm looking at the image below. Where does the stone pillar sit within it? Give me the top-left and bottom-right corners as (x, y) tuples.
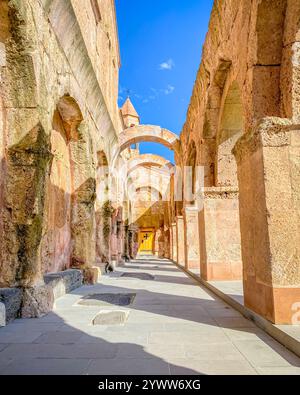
(110, 218), (118, 263)
(123, 224), (129, 260)
(184, 206), (201, 271)
(176, 216), (185, 267)
(171, 222), (177, 262)
(164, 228), (171, 259)
(128, 224), (138, 258)
(234, 118), (300, 324)
(199, 187), (242, 281)
(116, 220), (124, 265)
(70, 123), (99, 284)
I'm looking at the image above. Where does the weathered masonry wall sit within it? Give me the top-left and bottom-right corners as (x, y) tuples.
(178, 0), (300, 324)
(0, 0), (120, 318)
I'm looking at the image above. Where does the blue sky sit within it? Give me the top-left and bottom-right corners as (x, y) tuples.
(115, 0), (214, 162)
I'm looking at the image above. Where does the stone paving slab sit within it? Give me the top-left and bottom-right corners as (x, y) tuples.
(0, 257), (300, 375)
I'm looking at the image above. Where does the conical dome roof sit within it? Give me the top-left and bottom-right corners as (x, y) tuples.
(121, 97), (139, 119)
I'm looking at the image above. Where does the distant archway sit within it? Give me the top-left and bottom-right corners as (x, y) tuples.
(126, 154), (173, 176)
(119, 125), (180, 154)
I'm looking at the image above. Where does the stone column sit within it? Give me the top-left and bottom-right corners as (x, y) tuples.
(184, 206), (201, 271)
(70, 123), (99, 284)
(176, 216), (185, 267)
(128, 224), (138, 258)
(171, 222), (177, 262)
(234, 118), (300, 324)
(164, 228), (171, 259)
(123, 224), (129, 260)
(199, 187), (242, 281)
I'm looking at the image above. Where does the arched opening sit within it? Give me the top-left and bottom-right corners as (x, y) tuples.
(216, 81), (244, 187)
(126, 154), (172, 177)
(118, 124), (180, 157)
(41, 108), (74, 273)
(198, 79), (243, 282)
(186, 140), (197, 204)
(201, 59), (232, 187)
(41, 95), (97, 280)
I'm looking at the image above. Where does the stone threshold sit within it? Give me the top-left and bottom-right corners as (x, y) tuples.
(173, 261), (300, 359)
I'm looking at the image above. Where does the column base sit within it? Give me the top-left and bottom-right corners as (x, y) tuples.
(21, 284), (54, 318)
(82, 266), (101, 285)
(244, 276), (300, 324)
(202, 262), (242, 281)
(199, 187), (242, 282)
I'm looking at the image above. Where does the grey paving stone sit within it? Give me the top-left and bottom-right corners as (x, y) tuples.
(207, 307), (243, 318)
(184, 343), (245, 361)
(0, 343), (118, 360)
(1, 358), (90, 375)
(214, 316), (256, 328)
(222, 327), (272, 342)
(0, 331), (42, 343)
(233, 339), (300, 368)
(78, 293), (136, 307)
(0, 344), (8, 352)
(145, 344), (186, 359)
(169, 359), (257, 375)
(33, 331), (84, 344)
(87, 358), (170, 375)
(256, 366), (300, 375)
(79, 331), (148, 345)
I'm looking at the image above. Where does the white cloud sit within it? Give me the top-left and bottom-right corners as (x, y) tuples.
(164, 85), (175, 95)
(159, 59), (175, 70)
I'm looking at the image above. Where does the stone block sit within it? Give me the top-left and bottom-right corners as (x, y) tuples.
(0, 302), (5, 327)
(44, 269), (83, 300)
(82, 266), (101, 285)
(0, 288), (22, 323)
(21, 284), (54, 318)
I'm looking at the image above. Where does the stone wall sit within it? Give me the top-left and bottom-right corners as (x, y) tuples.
(0, 0), (121, 315)
(178, 0), (300, 323)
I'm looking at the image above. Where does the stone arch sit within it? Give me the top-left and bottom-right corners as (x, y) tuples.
(119, 125), (180, 153)
(136, 186), (163, 201)
(201, 59), (232, 186)
(128, 178), (167, 200)
(126, 154), (173, 176)
(130, 183), (166, 234)
(40, 103), (76, 274)
(185, 140), (197, 204)
(41, 95), (96, 278)
(252, 0), (287, 119)
(215, 81), (244, 187)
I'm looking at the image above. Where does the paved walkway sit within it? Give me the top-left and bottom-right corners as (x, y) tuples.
(0, 257), (300, 375)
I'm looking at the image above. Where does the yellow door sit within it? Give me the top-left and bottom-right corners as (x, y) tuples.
(138, 230), (154, 254)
